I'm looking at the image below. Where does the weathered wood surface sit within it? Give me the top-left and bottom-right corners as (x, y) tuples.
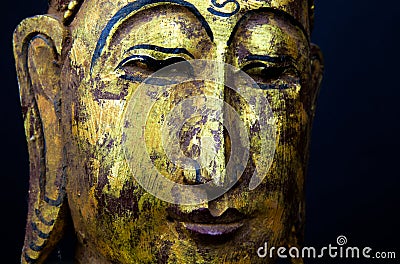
(14, 0), (323, 263)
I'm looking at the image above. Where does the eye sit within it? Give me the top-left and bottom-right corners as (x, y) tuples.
(241, 62), (300, 90)
(117, 55), (193, 82)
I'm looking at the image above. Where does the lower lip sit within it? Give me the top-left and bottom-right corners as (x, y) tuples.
(182, 222), (244, 236)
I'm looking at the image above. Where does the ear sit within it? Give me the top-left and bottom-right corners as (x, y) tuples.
(14, 15), (70, 264)
(308, 43), (324, 119)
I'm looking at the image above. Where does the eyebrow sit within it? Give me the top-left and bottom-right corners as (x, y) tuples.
(91, 0), (213, 71)
(227, 7), (310, 47)
(244, 55), (295, 64)
(126, 44), (195, 59)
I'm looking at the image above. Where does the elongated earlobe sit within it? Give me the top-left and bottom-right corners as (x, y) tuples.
(14, 15), (70, 264)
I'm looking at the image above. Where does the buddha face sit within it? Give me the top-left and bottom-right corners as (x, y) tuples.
(15, 0), (323, 263)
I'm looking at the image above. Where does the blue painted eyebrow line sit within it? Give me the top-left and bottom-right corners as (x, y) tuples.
(90, 0), (213, 71)
(126, 44), (195, 59)
(244, 55), (295, 64)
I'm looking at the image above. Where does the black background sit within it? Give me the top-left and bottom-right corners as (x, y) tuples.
(1, 1), (399, 263)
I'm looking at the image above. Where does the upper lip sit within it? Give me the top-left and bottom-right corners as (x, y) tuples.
(166, 207), (246, 224)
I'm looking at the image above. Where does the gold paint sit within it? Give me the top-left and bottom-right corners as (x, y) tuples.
(68, 0), (79, 10)
(14, 0), (323, 263)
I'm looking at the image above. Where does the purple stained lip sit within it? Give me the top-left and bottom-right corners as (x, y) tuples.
(167, 207), (246, 236)
(183, 222), (244, 236)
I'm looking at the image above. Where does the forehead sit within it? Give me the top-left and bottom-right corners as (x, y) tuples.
(72, 0), (309, 37)
(70, 0), (309, 67)
(76, 0), (309, 23)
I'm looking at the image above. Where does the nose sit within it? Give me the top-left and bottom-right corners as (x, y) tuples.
(171, 60), (250, 194)
(176, 63), (227, 187)
(123, 59), (257, 205)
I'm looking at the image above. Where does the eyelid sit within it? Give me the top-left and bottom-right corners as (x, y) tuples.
(122, 47), (194, 63)
(116, 54), (153, 70)
(240, 59), (299, 76)
(241, 54), (298, 70)
(124, 45), (195, 59)
(116, 54), (189, 72)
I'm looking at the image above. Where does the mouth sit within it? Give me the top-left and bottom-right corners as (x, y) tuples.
(167, 207), (246, 236)
(182, 222), (244, 235)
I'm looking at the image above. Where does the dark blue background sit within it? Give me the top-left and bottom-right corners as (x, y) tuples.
(305, 1), (400, 263)
(1, 1), (399, 263)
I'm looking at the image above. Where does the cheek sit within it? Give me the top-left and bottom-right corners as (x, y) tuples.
(260, 87), (309, 189)
(69, 79), (134, 212)
(67, 83), (177, 260)
(267, 87), (310, 159)
(227, 87), (308, 227)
